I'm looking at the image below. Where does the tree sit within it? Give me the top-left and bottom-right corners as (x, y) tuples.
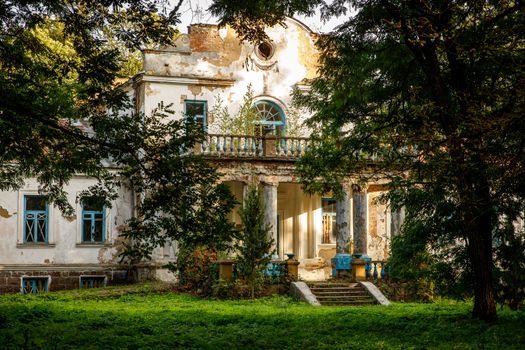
(106, 103), (238, 268)
(0, 0), (181, 213)
(235, 185), (274, 298)
(212, 1), (525, 321)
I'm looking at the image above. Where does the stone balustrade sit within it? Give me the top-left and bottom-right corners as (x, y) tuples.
(199, 134), (312, 159)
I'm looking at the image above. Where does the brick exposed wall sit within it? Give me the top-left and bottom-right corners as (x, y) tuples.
(0, 268), (130, 294)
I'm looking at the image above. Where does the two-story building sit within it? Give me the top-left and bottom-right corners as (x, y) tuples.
(0, 18), (400, 293)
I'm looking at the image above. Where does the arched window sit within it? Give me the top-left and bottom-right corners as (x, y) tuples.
(253, 100), (285, 136)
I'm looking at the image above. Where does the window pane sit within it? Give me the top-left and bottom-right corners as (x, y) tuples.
(94, 215), (103, 242)
(186, 102), (205, 116)
(321, 198), (337, 244)
(83, 219), (93, 242)
(82, 197), (104, 211)
(25, 218), (35, 242)
(26, 195), (46, 211)
(37, 214), (47, 242)
(322, 199), (336, 214)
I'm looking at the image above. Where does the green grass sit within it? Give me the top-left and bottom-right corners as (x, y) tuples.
(0, 283), (523, 349)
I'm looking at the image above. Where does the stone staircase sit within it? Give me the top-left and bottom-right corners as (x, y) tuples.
(308, 282), (377, 306)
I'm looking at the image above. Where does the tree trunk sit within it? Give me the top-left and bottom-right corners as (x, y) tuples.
(462, 183), (497, 322)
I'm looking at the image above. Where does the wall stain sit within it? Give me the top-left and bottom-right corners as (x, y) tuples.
(0, 206), (12, 218)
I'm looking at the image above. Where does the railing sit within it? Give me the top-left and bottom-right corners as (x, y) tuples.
(369, 260), (388, 281)
(200, 134), (312, 159)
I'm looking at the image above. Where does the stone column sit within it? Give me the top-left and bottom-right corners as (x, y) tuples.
(336, 184), (351, 254)
(352, 185), (368, 256)
(390, 206), (405, 237)
(263, 181), (279, 257)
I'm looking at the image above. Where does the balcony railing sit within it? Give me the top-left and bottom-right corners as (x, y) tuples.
(199, 134), (312, 159)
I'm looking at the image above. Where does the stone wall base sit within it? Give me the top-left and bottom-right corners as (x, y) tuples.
(0, 266), (131, 294)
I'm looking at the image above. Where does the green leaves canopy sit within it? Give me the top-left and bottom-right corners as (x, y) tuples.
(0, 1), (179, 213)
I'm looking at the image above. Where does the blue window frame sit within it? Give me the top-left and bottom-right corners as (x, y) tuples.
(24, 195), (48, 243)
(321, 198), (336, 244)
(184, 100), (207, 130)
(81, 197), (105, 243)
(80, 276), (106, 289)
(253, 100), (285, 136)
(22, 277), (49, 294)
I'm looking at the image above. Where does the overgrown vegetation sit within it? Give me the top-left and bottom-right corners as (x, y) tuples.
(234, 185), (274, 298)
(212, 0), (525, 321)
(0, 284), (524, 349)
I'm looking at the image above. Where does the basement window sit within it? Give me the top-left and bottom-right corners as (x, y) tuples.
(80, 276), (106, 289)
(21, 276), (49, 294)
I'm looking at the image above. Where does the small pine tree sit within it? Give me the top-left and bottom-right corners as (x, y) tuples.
(235, 185), (274, 298)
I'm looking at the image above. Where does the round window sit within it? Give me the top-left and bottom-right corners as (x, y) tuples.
(255, 41), (274, 60)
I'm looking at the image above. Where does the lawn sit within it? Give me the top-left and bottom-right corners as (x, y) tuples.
(0, 283), (523, 349)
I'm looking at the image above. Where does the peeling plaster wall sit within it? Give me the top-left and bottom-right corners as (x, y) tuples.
(0, 177), (133, 266)
(367, 191), (390, 261)
(139, 18), (318, 134)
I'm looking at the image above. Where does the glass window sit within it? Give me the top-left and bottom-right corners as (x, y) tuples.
(184, 100), (207, 130)
(253, 101), (285, 136)
(80, 276), (106, 289)
(321, 198), (336, 244)
(81, 197), (105, 243)
(24, 195), (48, 243)
(22, 277), (49, 294)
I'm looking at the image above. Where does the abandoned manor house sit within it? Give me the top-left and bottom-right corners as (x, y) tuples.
(0, 18), (403, 294)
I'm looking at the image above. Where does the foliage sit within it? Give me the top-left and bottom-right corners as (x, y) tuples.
(210, 85), (259, 135)
(175, 247), (219, 294)
(493, 218), (525, 310)
(210, 85), (306, 136)
(213, 0), (525, 322)
(234, 185), (274, 298)
(106, 104), (237, 265)
(1, 285), (525, 349)
(0, 1), (180, 214)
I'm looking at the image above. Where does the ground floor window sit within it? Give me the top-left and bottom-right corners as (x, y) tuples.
(21, 277), (49, 294)
(24, 195), (48, 243)
(321, 198), (336, 244)
(81, 197), (105, 243)
(80, 276), (106, 289)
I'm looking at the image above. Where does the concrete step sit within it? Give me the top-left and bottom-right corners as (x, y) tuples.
(311, 288), (366, 293)
(316, 295), (373, 303)
(309, 283), (359, 288)
(321, 300), (376, 306)
(307, 282), (378, 307)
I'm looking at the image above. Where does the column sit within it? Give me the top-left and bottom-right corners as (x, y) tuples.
(336, 184), (351, 254)
(263, 181), (279, 258)
(352, 184), (368, 256)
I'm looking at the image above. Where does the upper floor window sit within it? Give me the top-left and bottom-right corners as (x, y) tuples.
(81, 197), (105, 243)
(24, 195), (48, 243)
(253, 100), (285, 136)
(321, 198), (336, 244)
(184, 100), (207, 130)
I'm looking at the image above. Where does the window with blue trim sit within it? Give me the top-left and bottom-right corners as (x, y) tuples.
(184, 100), (207, 130)
(22, 277), (49, 294)
(253, 100), (285, 136)
(80, 276), (106, 289)
(24, 195), (48, 243)
(321, 198), (336, 244)
(81, 197), (105, 243)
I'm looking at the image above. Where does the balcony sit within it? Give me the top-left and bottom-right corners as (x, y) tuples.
(199, 134), (312, 159)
